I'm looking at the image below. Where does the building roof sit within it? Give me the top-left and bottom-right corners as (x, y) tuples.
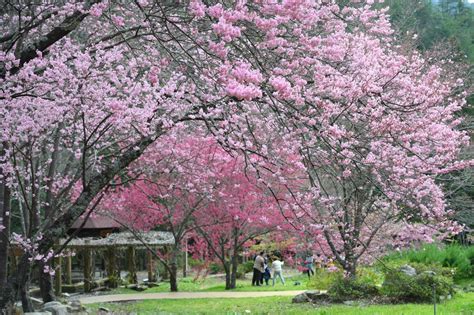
(60, 231), (175, 249)
(70, 215), (122, 230)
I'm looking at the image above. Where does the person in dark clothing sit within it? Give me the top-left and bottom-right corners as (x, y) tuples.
(263, 256), (271, 286)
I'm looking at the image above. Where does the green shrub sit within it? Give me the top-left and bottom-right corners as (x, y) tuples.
(309, 267), (383, 290)
(381, 262), (454, 303)
(242, 260), (254, 273)
(383, 244), (474, 280)
(308, 269), (343, 290)
(209, 262), (223, 274)
(188, 257), (203, 268)
(328, 275), (380, 302)
(235, 261), (254, 279)
(357, 267), (384, 286)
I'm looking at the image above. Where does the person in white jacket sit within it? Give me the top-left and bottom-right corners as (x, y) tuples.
(271, 257), (285, 286)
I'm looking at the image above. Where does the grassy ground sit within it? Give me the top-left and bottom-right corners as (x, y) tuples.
(111, 273), (310, 294)
(87, 292), (474, 314)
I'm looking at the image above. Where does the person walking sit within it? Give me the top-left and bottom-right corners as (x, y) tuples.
(252, 251), (265, 286)
(271, 257), (285, 286)
(304, 253), (315, 279)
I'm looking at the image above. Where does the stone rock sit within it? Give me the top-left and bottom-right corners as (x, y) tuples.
(25, 312), (52, 315)
(30, 297), (44, 309)
(309, 292), (330, 302)
(400, 264), (417, 277)
(292, 292), (310, 303)
(98, 306), (110, 313)
(41, 301), (69, 315)
(68, 300), (85, 312)
(304, 290), (321, 300)
(343, 300), (356, 306)
(127, 284), (147, 291)
(14, 302), (23, 315)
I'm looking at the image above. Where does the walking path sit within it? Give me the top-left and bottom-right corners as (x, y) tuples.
(78, 290), (306, 304)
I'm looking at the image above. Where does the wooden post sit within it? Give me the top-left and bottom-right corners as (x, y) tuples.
(161, 246), (169, 280)
(127, 246), (137, 284)
(54, 256), (62, 295)
(83, 248), (92, 292)
(106, 247), (118, 288)
(66, 255), (72, 285)
(147, 250), (156, 282)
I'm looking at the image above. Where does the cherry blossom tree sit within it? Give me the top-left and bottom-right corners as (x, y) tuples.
(0, 1), (218, 310)
(193, 153), (283, 290)
(184, 0), (472, 277)
(0, 0), (471, 311)
(102, 133), (222, 292)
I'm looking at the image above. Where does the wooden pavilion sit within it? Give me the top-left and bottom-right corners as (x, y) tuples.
(10, 215), (175, 294)
(56, 230), (174, 293)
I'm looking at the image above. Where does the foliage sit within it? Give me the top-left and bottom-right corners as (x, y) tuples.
(385, 0), (474, 62)
(380, 261), (455, 302)
(309, 266), (384, 291)
(383, 244), (474, 280)
(327, 275), (380, 302)
(236, 260), (255, 278)
(308, 269), (343, 290)
(208, 262), (223, 275)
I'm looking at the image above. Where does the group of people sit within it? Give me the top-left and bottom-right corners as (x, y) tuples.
(251, 251), (286, 286)
(303, 253), (337, 279)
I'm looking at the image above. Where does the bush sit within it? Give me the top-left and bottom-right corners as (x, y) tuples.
(381, 262), (454, 303)
(209, 262), (223, 274)
(235, 261), (255, 279)
(309, 267), (383, 290)
(242, 260), (255, 273)
(383, 244), (474, 280)
(308, 269), (343, 290)
(327, 275), (380, 302)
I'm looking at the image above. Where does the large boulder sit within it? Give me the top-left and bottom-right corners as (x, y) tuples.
(292, 290), (329, 304)
(292, 292), (310, 303)
(304, 290), (321, 300)
(68, 300), (86, 313)
(400, 265), (417, 277)
(41, 301), (68, 315)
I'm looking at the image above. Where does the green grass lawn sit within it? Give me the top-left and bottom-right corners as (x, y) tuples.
(87, 292), (474, 314)
(111, 273), (310, 294)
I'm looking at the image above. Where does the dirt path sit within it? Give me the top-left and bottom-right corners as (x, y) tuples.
(78, 290), (307, 304)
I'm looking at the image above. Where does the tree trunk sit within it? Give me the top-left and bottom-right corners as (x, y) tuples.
(0, 182), (11, 292)
(169, 247), (180, 292)
(0, 254), (34, 313)
(224, 261), (231, 290)
(39, 261), (55, 303)
(230, 253), (239, 290)
(343, 248), (358, 280)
